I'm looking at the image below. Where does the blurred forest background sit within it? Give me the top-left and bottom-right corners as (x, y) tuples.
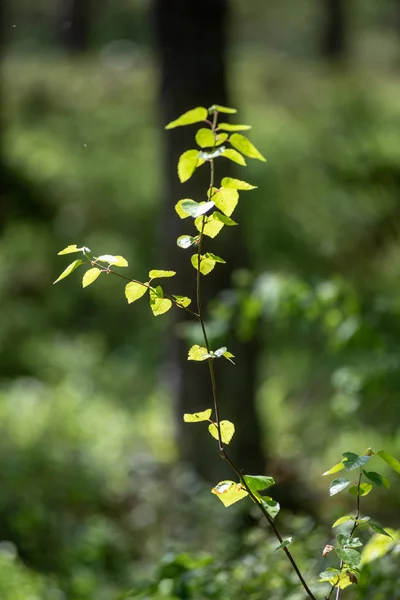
(1, 1), (400, 599)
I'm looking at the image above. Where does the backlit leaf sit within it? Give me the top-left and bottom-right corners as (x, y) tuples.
(221, 177), (256, 190)
(335, 547), (361, 567)
(332, 515), (354, 528)
(368, 521), (393, 538)
(222, 148), (246, 166)
(274, 538), (292, 552)
(213, 211), (237, 226)
(229, 133), (266, 162)
(58, 244), (82, 255)
(336, 534), (362, 548)
(166, 106), (208, 129)
(177, 235), (198, 249)
(125, 281), (148, 303)
(149, 288), (172, 316)
(183, 409), (212, 423)
(215, 133), (229, 146)
(209, 104), (237, 114)
(82, 268), (101, 288)
(194, 214), (224, 238)
(178, 150), (205, 183)
(322, 462), (345, 476)
(261, 497), (280, 519)
(172, 295), (192, 308)
(377, 450), (400, 473)
(195, 128), (215, 148)
(319, 570), (353, 590)
(188, 344), (209, 361)
(348, 483), (372, 497)
(180, 199), (215, 218)
(211, 480), (248, 507)
(97, 254), (128, 267)
(218, 123), (251, 132)
(208, 420), (235, 444)
(363, 470), (390, 489)
(222, 350), (235, 364)
(204, 252), (226, 264)
(149, 269), (176, 279)
(53, 259), (83, 284)
(361, 530), (398, 565)
(175, 199), (192, 219)
(191, 254), (216, 276)
(330, 478), (351, 496)
(243, 475), (275, 496)
(212, 188), (239, 216)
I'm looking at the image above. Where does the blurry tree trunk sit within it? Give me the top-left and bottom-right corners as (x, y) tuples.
(58, 0), (91, 53)
(153, 0), (265, 483)
(321, 0), (348, 62)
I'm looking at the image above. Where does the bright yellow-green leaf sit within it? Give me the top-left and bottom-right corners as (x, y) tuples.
(229, 133), (266, 162)
(97, 254), (128, 267)
(172, 295), (192, 308)
(191, 254), (216, 276)
(188, 344), (209, 361)
(211, 480), (248, 507)
(319, 571), (353, 590)
(221, 177), (257, 190)
(209, 105), (237, 114)
(332, 515), (353, 528)
(125, 281), (148, 304)
(377, 450), (400, 473)
(322, 462), (345, 476)
(58, 244), (81, 255)
(53, 259), (83, 284)
(82, 268), (101, 288)
(195, 128), (215, 148)
(215, 132), (229, 146)
(149, 270), (176, 279)
(222, 148), (246, 166)
(175, 199), (192, 219)
(209, 420), (235, 444)
(361, 530), (399, 565)
(194, 214), (224, 238)
(149, 289), (172, 316)
(166, 106), (208, 129)
(348, 483), (372, 497)
(212, 188), (239, 217)
(183, 409), (212, 423)
(180, 200), (214, 218)
(178, 150), (205, 183)
(218, 123), (251, 132)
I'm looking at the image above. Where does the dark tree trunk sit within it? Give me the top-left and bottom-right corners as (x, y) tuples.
(153, 0), (265, 483)
(321, 0), (347, 62)
(58, 0), (91, 53)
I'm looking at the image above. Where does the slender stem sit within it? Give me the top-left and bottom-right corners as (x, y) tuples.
(193, 112), (317, 600)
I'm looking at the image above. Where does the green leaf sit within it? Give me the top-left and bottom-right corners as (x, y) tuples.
(149, 269), (176, 279)
(211, 480), (248, 507)
(209, 420), (235, 444)
(330, 478), (351, 496)
(209, 104), (237, 114)
(53, 259), (83, 284)
(337, 534), (362, 548)
(261, 497), (280, 519)
(195, 128), (215, 148)
(172, 295), (192, 308)
(363, 470), (390, 489)
(361, 530), (397, 565)
(322, 462), (345, 476)
(178, 150), (205, 183)
(191, 254), (216, 276)
(342, 452), (371, 471)
(183, 409), (212, 423)
(319, 568), (340, 583)
(221, 177), (256, 190)
(215, 133), (229, 146)
(229, 133), (266, 162)
(58, 244), (83, 255)
(177, 235), (198, 249)
(243, 475), (275, 496)
(96, 254), (128, 267)
(194, 214), (224, 238)
(82, 268), (101, 288)
(166, 106), (208, 129)
(222, 350), (235, 364)
(222, 148), (246, 166)
(204, 252), (226, 264)
(368, 521), (393, 538)
(335, 547), (361, 567)
(332, 515), (354, 528)
(180, 199), (215, 218)
(348, 483), (372, 497)
(218, 123), (251, 132)
(274, 538), (292, 552)
(149, 288), (172, 316)
(212, 211), (237, 226)
(175, 199), (193, 219)
(214, 346), (228, 357)
(188, 344), (209, 361)
(125, 281), (148, 304)
(212, 188), (239, 217)
(377, 450), (400, 473)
